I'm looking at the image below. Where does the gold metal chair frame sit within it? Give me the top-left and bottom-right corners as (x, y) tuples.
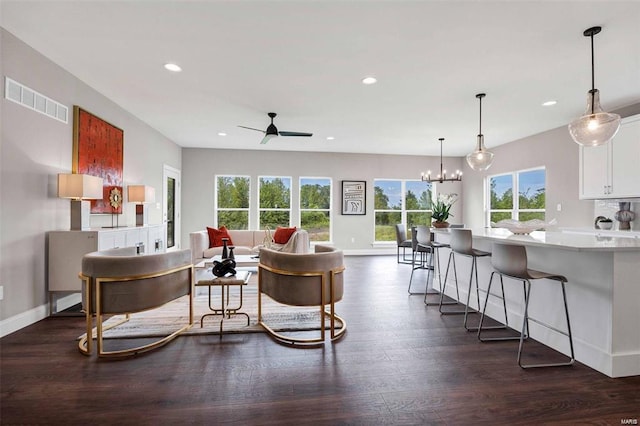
(78, 264), (194, 358)
(257, 263), (346, 346)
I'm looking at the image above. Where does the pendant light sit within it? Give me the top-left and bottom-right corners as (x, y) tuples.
(466, 93), (494, 171)
(568, 26), (621, 146)
(421, 138), (462, 183)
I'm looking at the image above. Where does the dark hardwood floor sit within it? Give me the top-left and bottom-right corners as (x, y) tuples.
(1, 255), (639, 425)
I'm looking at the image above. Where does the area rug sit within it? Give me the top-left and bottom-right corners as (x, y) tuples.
(78, 276), (329, 340)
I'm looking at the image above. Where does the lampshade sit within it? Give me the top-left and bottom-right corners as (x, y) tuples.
(466, 135), (495, 171)
(466, 93), (494, 171)
(568, 89), (621, 146)
(569, 26), (621, 147)
(127, 185), (156, 204)
(57, 174), (103, 200)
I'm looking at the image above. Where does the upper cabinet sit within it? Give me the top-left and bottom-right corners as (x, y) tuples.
(579, 114), (640, 199)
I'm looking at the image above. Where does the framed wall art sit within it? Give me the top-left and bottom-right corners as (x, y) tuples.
(73, 106), (124, 214)
(341, 180), (366, 215)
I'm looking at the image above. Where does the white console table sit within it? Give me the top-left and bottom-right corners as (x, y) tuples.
(47, 224), (166, 313)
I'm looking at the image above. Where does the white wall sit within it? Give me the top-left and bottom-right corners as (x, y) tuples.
(0, 28), (182, 323)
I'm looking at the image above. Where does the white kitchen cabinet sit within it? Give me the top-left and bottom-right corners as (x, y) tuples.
(579, 114), (640, 199)
(48, 224), (166, 295)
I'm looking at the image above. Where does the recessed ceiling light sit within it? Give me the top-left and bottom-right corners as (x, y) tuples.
(362, 76), (377, 85)
(218, 132), (227, 136)
(542, 100), (557, 106)
(164, 63), (182, 72)
(326, 136), (335, 140)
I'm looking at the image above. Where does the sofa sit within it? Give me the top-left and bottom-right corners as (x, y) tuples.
(78, 247), (193, 358)
(189, 228), (310, 264)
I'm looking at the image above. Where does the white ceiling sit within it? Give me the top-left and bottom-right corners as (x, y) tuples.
(2, 1), (639, 157)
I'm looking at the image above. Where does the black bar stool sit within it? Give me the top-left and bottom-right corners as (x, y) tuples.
(408, 226), (433, 294)
(440, 228), (490, 331)
(478, 242), (575, 369)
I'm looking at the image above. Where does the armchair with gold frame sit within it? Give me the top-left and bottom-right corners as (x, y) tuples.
(78, 247), (194, 358)
(258, 245), (346, 346)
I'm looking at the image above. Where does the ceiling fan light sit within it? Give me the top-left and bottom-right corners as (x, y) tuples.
(569, 90), (621, 146)
(466, 134), (494, 171)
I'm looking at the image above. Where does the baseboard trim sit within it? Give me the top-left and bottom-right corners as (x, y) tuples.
(0, 304), (48, 338)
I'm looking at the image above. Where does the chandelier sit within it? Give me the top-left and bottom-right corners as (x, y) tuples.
(421, 138), (462, 183)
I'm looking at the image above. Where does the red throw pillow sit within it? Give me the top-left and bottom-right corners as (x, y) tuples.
(206, 226), (233, 248)
(273, 226), (296, 244)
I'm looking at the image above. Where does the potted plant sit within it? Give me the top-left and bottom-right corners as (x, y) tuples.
(431, 193), (458, 228)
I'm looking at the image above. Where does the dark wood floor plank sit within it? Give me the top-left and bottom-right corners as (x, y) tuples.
(1, 255), (639, 425)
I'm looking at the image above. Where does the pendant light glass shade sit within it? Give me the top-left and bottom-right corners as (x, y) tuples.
(568, 89), (620, 146)
(466, 134), (494, 171)
(466, 93), (494, 171)
(569, 26), (621, 147)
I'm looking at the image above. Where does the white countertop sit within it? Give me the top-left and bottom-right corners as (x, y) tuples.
(433, 227), (640, 252)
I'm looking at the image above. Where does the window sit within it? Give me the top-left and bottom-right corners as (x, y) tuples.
(259, 176), (291, 229)
(374, 179), (432, 242)
(300, 177), (332, 242)
(216, 175), (250, 230)
(488, 168), (545, 224)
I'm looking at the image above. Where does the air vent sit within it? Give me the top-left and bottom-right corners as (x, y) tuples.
(4, 77), (68, 123)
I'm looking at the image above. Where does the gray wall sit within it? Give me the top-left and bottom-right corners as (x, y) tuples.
(181, 148), (464, 252)
(0, 28), (182, 322)
(462, 102), (640, 230)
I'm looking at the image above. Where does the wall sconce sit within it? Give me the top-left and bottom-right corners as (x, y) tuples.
(128, 185), (156, 226)
(58, 173), (104, 230)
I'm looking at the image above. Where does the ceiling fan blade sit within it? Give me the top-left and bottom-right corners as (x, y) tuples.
(238, 125), (265, 133)
(279, 131), (313, 137)
(260, 134), (276, 144)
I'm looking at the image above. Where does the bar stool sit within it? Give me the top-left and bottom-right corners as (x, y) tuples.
(478, 242), (575, 369)
(423, 224), (465, 306)
(408, 226), (433, 295)
(440, 228), (490, 331)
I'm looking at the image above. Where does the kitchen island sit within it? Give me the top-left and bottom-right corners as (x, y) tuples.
(433, 228), (640, 378)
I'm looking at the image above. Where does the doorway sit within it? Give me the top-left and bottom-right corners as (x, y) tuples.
(163, 165), (181, 251)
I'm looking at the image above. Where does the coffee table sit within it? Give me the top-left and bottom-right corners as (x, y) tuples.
(194, 269), (252, 336)
(195, 254), (259, 269)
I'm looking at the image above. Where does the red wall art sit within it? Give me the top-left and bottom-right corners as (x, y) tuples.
(73, 106), (124, 214)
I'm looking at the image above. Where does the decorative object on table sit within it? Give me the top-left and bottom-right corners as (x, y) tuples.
(341, 180), (366, 215)
(104, 187), (124, 228)
(221, 238), (230, 259)
(421, 138), (462, 183)
(614, 202), (635, 231)
(73, 106), (124, 214)
(466, 93), (494, 171)
(212, 258), (237, 277)
(431, 193), (458, 228)
(128, 185), (156, 226)
(228, 246), (235, 260)
(595, 216), (614, 230)
(568, 26), (621, 147)
(57, 173), (104, 230)
(491, 218), (557, 235)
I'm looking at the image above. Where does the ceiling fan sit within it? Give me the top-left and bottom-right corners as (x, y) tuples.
(238, 112), (313, 144)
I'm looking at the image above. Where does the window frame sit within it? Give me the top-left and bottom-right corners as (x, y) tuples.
(486, 166), (546, 225)
(299, 176), (333, 242)
(215, 174), (251, 230)
(373, 178), (433, 243)
(258, 175), (292, 230)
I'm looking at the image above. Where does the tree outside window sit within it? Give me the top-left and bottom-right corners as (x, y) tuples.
(300, 177), (331, 241)
(259, 176), (291, 229)
(488, 168), (545, 224)
(374, 179), (432, 242)
(216, 175), (250, 229)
